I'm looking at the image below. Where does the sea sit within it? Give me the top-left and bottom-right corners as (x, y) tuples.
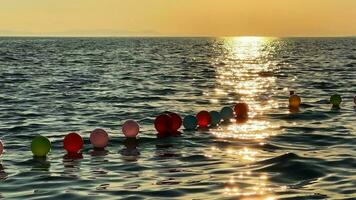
(0, 37), (355, 199)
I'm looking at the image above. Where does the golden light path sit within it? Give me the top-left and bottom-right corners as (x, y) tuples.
(211, 36), (280, 139)
(207, 37), (285, 199)
(212, 120), (279, 140)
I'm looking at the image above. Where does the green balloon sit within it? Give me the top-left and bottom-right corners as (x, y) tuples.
(31, 135), (51, 157)
(183, 115), (197, 130)
(330, 94), (342, 106)
(209, 111), (221, 126)
(220, 106), (234, 121)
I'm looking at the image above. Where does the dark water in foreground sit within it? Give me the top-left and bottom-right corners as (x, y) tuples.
(0, 37), (355, 200)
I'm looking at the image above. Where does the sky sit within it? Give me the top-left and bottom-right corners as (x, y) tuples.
(1, 0), (356, 37)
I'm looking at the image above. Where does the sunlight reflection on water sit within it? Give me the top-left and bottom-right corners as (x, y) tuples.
(209, 37), (283, 198)
(215, 37), (279, 112)
(211, 36), (281, 139)
(211, 120), (279, 140)
(224, 171), (288, 199)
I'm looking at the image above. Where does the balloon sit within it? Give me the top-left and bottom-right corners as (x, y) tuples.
(183, 115), (197, 130)
(122, 120), (140, 138)
(90, 128), (109, 148)
(289, 94), (301, 108)
(168, 112), (182, 132)
(330, 94), (342, 106)
(220, 106), (234, 121)
(0, 140), (3, 156)
(196, 111), (211, 128)
(64, 132), (83, 153)
(154, 114), (173, 135)
(31, 135), (51, 157)
(234, 103), (249, 118)
(209, 111), (221, 126)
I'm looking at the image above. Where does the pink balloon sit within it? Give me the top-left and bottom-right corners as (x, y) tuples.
(90, 128), (109, 148)
(0, 140), (3, 156)
(122, 120), (140, 138)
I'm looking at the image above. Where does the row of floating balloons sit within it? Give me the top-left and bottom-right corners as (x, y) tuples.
(289, 92), (348, 108)
(0, 103), (249, 158)
(0, 94), (355, 158)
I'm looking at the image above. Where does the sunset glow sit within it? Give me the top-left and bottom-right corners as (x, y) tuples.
(1, 0), (356, 36)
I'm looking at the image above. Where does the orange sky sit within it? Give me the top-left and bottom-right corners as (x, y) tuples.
(1, 0), (356, 36)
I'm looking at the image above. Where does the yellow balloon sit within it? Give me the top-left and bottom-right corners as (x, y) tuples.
(289, 94), (301, 108)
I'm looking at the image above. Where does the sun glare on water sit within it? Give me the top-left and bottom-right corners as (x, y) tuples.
(206, 37), (283, 198)
(210, 36), (281, 139)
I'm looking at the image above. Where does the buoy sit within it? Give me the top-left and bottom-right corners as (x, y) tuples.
(0, 140), (3, 156)
(209, 111), (221, 126)
(31, 135), (51, 157)
(169, 112), (182, 135)
(154, 114), (173, 135)
(183, 115), (197, 130)
(220, 106), (234, 121)
(90, 128), (109, 148)
(330, 94), (342, 107)
(289, 94), (301, 108)
(196, 111), (211, 128)
(168, 112), (182, 132)
(64, 132), (83, 153)
(122, 120), (140, 138)
(234, 103), (249, 119)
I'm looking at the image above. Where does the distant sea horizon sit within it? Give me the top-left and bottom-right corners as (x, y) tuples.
(0, 35), (355, 38)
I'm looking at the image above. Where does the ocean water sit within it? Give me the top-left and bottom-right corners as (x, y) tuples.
(0, 37), (355, 200)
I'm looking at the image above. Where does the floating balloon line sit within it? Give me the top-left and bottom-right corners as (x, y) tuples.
(0, 93), (355, 158)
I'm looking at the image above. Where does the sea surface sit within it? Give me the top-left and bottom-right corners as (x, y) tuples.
(0, 37), (355, 200)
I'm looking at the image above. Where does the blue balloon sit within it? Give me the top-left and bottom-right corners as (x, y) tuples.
(183, 115), (197, 130)
(209, 111), (221, 126)
(220, 106), (234, 121)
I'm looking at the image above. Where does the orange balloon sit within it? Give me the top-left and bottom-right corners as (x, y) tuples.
(234, 103), (249, 118)
(289, 94), (301, 108)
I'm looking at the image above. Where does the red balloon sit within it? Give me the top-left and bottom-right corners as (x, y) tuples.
(196, 111), (211, 128)
(168, 112), (182, 132)
(234, 103), (249, 118)
(63, 132), (84, 153)
(154, 114), (173, 135)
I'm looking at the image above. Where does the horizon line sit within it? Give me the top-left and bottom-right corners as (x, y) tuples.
(0, 34), (356, 38)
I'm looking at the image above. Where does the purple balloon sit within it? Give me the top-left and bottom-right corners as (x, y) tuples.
(122, 120), (140, 138)
(90, 128), (109, 148)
